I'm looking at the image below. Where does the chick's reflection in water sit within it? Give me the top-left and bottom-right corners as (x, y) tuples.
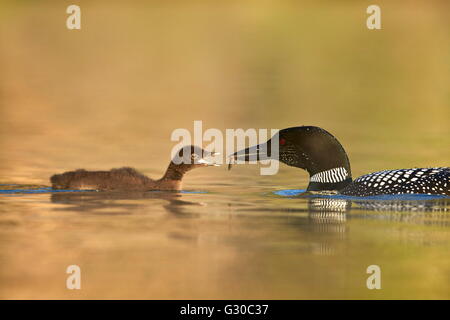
(50, 191), (205, 217)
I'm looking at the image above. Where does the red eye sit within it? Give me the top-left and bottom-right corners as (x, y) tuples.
(279, 138), (286, 146)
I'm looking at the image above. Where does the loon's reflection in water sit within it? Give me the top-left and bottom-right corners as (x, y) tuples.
(49, 191), (450, 258)
(237, 194), (450, 255)
(49, 191), (450, 228)
(307, 198), (348, 255)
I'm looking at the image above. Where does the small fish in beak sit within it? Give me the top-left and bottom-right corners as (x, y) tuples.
(198, 151), (221, 166)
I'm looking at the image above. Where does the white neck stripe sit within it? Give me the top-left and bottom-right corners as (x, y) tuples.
(310, 167), (348, 184)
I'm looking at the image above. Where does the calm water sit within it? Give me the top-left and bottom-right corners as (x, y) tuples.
(0, 1), (449, 299)
(0, 175), (449, 299)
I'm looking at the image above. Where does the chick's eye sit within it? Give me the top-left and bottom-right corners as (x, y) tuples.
(279, 138), (286, 146)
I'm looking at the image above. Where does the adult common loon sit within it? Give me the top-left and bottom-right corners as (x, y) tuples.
(51, 146), (218, 191)
(230, 126), (450, 197)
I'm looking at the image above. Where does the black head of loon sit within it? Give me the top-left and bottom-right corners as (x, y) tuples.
(231, 126), (353, 191)
(230, 126), (450, 196)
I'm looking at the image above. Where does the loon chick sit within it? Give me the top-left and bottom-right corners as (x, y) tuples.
(230, 126), (449, 197)
(51, 146), (218, 191)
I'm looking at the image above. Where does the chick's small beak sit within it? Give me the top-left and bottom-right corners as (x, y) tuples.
(197, 159), (219, 166)
(198, 151), (221, 166)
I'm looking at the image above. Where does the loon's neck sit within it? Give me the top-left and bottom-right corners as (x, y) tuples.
(306, 167), (352, 192)
(160, 162), (188, 181)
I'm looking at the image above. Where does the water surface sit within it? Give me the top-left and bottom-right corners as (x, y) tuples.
(0, 180), (449, 299)
(0, 1), (449, 299)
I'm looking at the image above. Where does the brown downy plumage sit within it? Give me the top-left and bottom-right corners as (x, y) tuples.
(50, 146), (219, 191)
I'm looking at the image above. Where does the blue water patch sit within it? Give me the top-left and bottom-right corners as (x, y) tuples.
(274, 189), (306, 197)
(180, 190), (208, 194)
(274, 189), (449, 201)
(0, 185), (93, 194)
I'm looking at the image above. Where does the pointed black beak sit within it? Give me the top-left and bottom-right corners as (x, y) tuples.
(228, 142), (271, 170)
